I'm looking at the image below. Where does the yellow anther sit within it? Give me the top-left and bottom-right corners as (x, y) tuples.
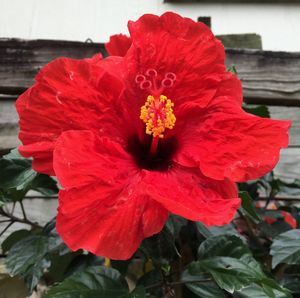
(140, 94), (176, 138)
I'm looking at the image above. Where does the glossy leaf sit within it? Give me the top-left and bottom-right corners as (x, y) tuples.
(43, 266), (130, 298)
(197, 235), (250, 260)
(196, 222), (239, 239)
(235, 284), (291, 298)
(30, 174), (58, 196)
(270, 229), (300, 268)
(6, 235), (50, 292)
(0, 149), (37, 190)
(239, 191), (262, 222)
(190, 253), (289, 296)
(0, 149), (58, 204)
(1, 229), (31, 253)
(43, 218), (70, 255)
(181, 269), (225, 298)
(192, 256), (264, 293)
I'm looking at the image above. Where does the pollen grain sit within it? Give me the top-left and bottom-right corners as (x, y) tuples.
(140, 95), (176, 138)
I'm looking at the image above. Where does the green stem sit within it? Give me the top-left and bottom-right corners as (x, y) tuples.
(0, 208), (42, 229)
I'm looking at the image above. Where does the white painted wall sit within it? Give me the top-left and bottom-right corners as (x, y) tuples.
(0, 0), (299, 51)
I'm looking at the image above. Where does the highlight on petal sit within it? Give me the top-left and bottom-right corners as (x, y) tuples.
(54, 130), (168, 259)
(142, 164), (240, 226)
(175, 74), (291, 182)
(16, 57), (124, 175)
(105, 34), (132, 57)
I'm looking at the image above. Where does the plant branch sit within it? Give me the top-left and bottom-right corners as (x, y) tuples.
(237, 210), (256, 238)
(0, 208), (42, 229)
(19, 201), (27, 220)
(237, 210), (265, 247)
(0, 221), (15, 237)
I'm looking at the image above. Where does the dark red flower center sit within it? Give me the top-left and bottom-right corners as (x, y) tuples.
(128, 69), (178, 171)
(127, 135), (178, 171)
(136, 69), (177, 156)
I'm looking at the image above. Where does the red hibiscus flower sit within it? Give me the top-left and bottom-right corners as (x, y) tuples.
(16, 12), (291, 260)
(258, 202), (297, 229)
(265, 211), (297, 229)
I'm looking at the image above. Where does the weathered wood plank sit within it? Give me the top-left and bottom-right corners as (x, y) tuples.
(217, 34), (262, 50)
(0, 38), (106, 95)
(0, 100), (20, 151)
(1, 39), (300, 106)
(269, 106), (300, 147)
(274, 148), (300, 180)
(225, 49), (300, 106)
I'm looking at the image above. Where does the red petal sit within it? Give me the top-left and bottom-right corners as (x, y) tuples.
(105, 34), (132, 57)
(84, 53), (103, 65)
(53, 130), (135, 188)
(282, 211), (297, 229)
(175, 74), (291, 182)
(125, 12), (225, 109)
(19, 142), (54, 175)
(54, 130), (168, 259)
(142, 164), (240, 226)
(16, 57), (124, 175)
(56, 185), (168, 260)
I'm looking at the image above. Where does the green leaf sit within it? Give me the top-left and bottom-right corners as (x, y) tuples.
(239, 191), (262, 222)
(166, 214), (188, 238)
(6, 235), (50, 292)
(0, 149), (58, 204)
(235, 284), (291, 298)
(195, 222), (213, 238)
(1, 229), (31, 253)
(227, 65), (237, 75)
(196, 222), (240, 239)
(190, 256), (290, 296)
(129, 286), (146, 298)
(270, 229), (300, 268)
(182, 269), (225, 298)
(0, 149), (37, 191)
(197, 235), (250, 260)
(281, 276), (300, 294)
(43, 218), (70, 255)
(64, 254), (103, 277)
(43, 266), (130, 298)
(243, 104), (270, 118)
(192, 256), (264, 293)
(30, 174), (58, 196)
